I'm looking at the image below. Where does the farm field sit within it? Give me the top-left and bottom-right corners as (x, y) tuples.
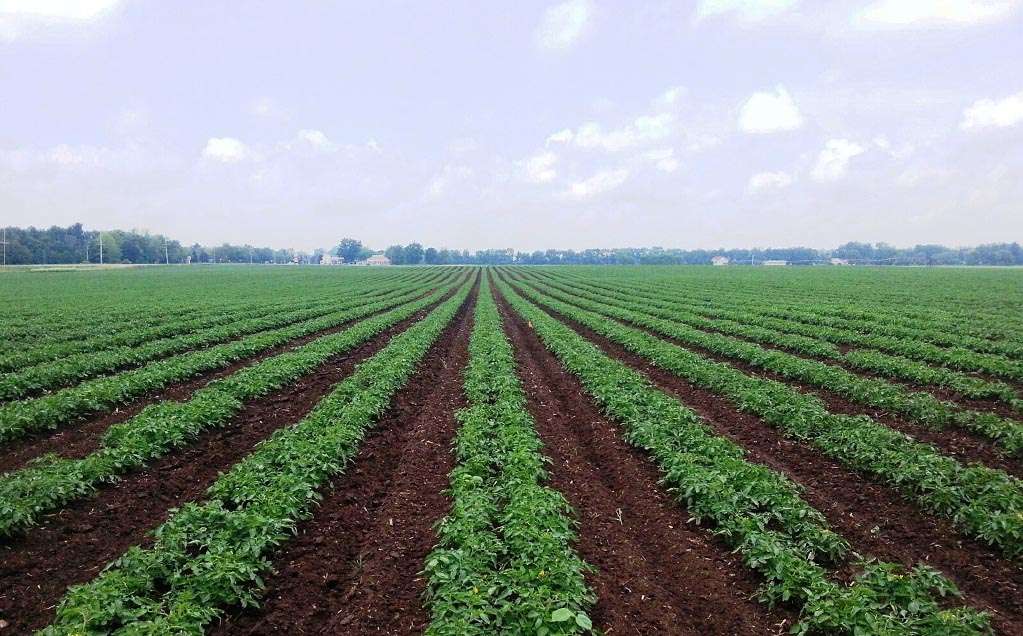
(1, 264), (1022, 635)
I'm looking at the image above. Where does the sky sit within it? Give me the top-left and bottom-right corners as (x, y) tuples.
(1, 1), (1021, 253)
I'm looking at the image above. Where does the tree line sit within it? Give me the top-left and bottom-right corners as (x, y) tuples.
(2, 224), (1021, 266)
(0, 224), (304, 265)
(374, 240), (1023, 266)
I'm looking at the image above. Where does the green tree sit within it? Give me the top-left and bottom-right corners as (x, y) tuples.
(384, 244), (404, 264)
(336, 237), (363, 264)
(403, 242), (424, 265)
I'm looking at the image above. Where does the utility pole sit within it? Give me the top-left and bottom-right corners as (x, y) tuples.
(1, 227), (7, 267)
(249, 245), (253, 264)
(164, 237), (170, 265)
(212, 244), (216, 264)
(99, 233), (104, 265)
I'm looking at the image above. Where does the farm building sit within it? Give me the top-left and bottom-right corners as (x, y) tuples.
(320, 254), (343, 265)
(711, 256), (729, 266)
(830, 258), (851, 266)
(762, 260), (788, 266)
(364, 254), (392, 266)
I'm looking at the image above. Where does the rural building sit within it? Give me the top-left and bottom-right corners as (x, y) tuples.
(830, 258), (851, 266)
(762, 260), (788, 266)
(320, 254), (343, 265)
(364, 254), (392, 266)
(711, 256), (729, 266)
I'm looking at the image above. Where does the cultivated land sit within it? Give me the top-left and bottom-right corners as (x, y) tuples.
(1, 264), (1022, 635)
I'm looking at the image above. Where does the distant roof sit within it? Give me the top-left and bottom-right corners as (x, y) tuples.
(366, 254), (390, 262)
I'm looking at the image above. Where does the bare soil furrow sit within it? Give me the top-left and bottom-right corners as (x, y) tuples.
(209, 278), (477, 636)
(0, 303), (443, 635)
(0, 288), (442, 473)
(532, 302), (1023, 635)
(494, 281), (794, 636)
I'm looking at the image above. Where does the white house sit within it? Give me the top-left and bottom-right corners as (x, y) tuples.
(364, 254), (392, 266)
(320, 254), (343, 265)
(711, 256), (729, 266)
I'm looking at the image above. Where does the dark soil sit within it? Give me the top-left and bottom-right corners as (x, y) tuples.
(520, 280), (1023, 478)
(0, 297), (451, 635)
(0, 273), (453, 408)
(0, 285), (446, 474)
(493, 279), (796, 636)
(673, 318), (1023, 428)
(207, 278), (477, 636)
(514, 286), (1023, 636)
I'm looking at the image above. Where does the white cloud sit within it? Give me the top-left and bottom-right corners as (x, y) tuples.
(424, 165), (474, 198)
(202, 137), (248, 162)
(534, 0), (593, 50)
(546, 128), (575, 145)
(643, 148), (680, 173)
(856, 0), (1022, 28)
(811, 139), (865, 181)
(296, 129), (337, 151)
(519, 151), (559, 183)
(872, 135), (914, 158)
(738, 85), (803, 133)
(960, 92), (1023, 130)
(694, 0), (800, 23)
(749, 170), (793, 191)
(0, 0), (120, 20)
(568, 168), (629, 198)
(554, 113), (675, 152)
(653, 86), (687, 110)
(0, 0), (121, 39)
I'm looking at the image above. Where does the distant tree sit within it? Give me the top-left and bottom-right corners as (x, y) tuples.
(403, 242), (424, 265)
(424, 247), (439, 264)
(384, 244), (405, 265)
(336, 237), (364, 264)
(92, 232), (122, 263)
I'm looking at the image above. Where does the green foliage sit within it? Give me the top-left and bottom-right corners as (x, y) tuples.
(505, 273), (1023, 556)
(0, 274), (468, 537)
(526, 275), (1023, 454)
(424, 276), (596, 635)
(40, 279), (474, 635)
(494, 275), (992, 636)
(0, 271), (455, 443)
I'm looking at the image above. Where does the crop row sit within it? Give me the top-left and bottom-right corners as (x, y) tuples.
(588, 267), (1022, 342)
(494, 276), (991, 636)
(0, 267), (423, 349)
(535, 271), (1022, 409)
(0, 279), (441, 401)
(620, 272), (1023, 359)
(0, 284), (457, 536)
(425, 276), (595, 635)
(573, 273), (1023, 381)
(519, 274), (1023, 454)
(0, 269), (443, 372)
(0, 273), (460, 443)
(39, 280), (473, 636)
(505, 277), (1023, 555)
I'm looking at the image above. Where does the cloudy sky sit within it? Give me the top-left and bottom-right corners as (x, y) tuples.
(1, 0), (1021, 252)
